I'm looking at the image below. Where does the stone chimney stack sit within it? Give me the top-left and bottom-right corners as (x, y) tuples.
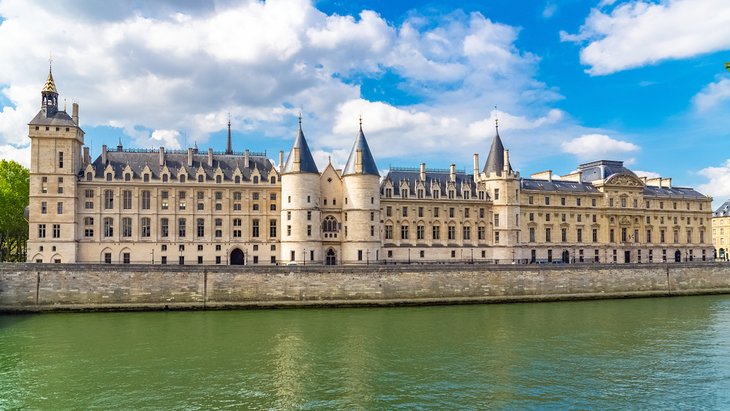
(72, 103), (79, 125)
(473, 153), (479, 183)
(187, 147), (193, 167)
(101, 144), (107, 165)
(208, 148), (213, 167)
(159, 147), (165, 167)
(420, 163), (426, 182)
(279, 150), (284, 174)
(503, 149), (510, 173)
(450, 163), (456, 183)
(244, 149), (250, 169)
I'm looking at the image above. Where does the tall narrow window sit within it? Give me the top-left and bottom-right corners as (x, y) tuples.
(58, 152), (64, 168)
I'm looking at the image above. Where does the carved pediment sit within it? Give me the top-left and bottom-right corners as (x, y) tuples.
(606, 173), (644, 187)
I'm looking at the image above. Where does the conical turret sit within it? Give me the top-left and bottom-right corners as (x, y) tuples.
(282, 117), (318, 174)
(483, 120), (511, 176)
(342, 120), (379, 177)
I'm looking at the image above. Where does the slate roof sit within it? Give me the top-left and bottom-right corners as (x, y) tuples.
(381, 169), (477, 198)
(87, 150), (275, 182)
(342, 126), (379, 177)
(282, 125), (318, 174)
(577, 160), (635, 183)
(483, 127), (512, 176)
(642, 185), (707, 199)
(521, 179), (600, 194)
(28, 109), (77, 127)
(714, 200), (730, 216)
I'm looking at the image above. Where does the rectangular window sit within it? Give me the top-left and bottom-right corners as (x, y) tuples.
(252, 219), (260, 237)
(104, 190), (114, 209)
(57, 177), (63, 194)
(141, 218), (151, 237)
(38, 224), (46, 238)
(434, 207), (439, 218)
(449, 208), (455, 218)
(141, 191), (151, 210)
(448, 225), (456, 240)
(494, 189), (500, 200)
(123, 190), (132, 209)
(197, 218), (205, 237)
(268, 220), (277, 238)
(432, 226), (440, 240)
(417, 225), (425, 240)
(544, 196), (550, 205)
(529, 227), (535, 242)
(104, 218), (114, 237)
(478, 226), (486, 241)
(545, 228), (551, 242)
(402, 207), (408, 217)
(385, 225), (393, 240)
(386, 206), (392, 217)
(494, 214), (499, 227)
(400, 225), (409, 240)
(51, 224), (60, 238)
(593, 229), (598, 243)
(463, 226), (471, 240)
(122, 217), (132, 237)
(561, 228), (567, 242)
(418, 207), (424, 218)
(58, 152), (64, 168)
(178, 218), (186, 237)
(160, 218), (169, 237)
(577, 228), (582, 243)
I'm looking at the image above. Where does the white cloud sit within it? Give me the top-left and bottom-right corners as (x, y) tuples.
(542, 3), (557, 19)
(698, 160), (730, 203)
(561, 134), (639, 160)
(634, 170), (661, 179)
(0, 144), (31, 167)
(693, 77), (730, 111)
(561, 0), (730, 75)
(0, 0), (578, 170)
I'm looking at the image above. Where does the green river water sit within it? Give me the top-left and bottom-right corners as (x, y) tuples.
(1, 295), (729, 410)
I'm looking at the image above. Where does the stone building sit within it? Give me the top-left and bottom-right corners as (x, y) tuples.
(712, 200), (730, 260)
(27, 68), (715, 264)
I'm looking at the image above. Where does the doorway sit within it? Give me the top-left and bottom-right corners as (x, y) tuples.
(561, 250), (570, 264)
(624, 251), (631, 263)
(230, 248), (245, 265)
(325, 248), (336, 266)
(674, 250), (681, 262)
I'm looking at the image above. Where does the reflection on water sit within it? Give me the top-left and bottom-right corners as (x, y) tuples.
(1, 295), (730, 409)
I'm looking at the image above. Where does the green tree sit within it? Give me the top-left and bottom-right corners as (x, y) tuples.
(0, 160), (29, 262)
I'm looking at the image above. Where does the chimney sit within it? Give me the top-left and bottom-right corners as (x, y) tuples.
(663, 178), (672, 188)
(187, 147), (193, 167)
(420, 163), (426, 182)
(450, 163), (456, 183)
(473, 153), (479, 183)
(355, 150), (363, 174)
(72, 103), (79, 125)
(83, 147), (90, 164)
(279, 150), (284, 174)
(503, 149), (510, 173)
(208, 148), (213, 167)
(159, 147), (165, 167)
(101, 144), (107, 165)
(244, 149), (250, 169)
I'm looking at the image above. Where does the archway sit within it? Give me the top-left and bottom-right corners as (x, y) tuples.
(674, 250), (681, 263)
(230, 248), (245, 265)
(325, 248), (336, 266)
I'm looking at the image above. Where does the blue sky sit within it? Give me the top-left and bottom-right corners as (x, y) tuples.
(0, 0), (729, 204)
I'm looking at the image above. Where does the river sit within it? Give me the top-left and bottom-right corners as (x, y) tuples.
(1, 295), (729, 409)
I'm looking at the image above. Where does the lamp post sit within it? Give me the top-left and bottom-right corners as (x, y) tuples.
(366, 249), (370, 265)
(151, 249), (154, 264)
(408, 248), (411, 264)
(303, 248), (306, 266)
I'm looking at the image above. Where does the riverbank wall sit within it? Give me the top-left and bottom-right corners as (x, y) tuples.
(1, 262), (730, 312)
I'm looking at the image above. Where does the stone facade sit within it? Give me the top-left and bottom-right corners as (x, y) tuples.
(712, 200), (730, 260)
(26, 69), (715, 265)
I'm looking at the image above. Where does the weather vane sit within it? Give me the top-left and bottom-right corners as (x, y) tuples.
(494, 105), (499, 128)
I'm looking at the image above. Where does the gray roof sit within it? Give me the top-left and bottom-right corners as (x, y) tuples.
(577, 160), (635, 183)
(87, 150), (274, 182)
(642, 185), (708, 200)
(342, 126), (379, 177)
(381, 168), (477, 198)
(28, 108), (77, 127)
(282, 126), (318, 174)
(521, 179), (601, 194)
(483, 127), (511, 175)
(715, 200), (730, 216)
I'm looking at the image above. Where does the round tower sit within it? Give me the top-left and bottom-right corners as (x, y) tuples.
(341, 121), (381, 264)
(481, 120), (522, 263)
(280, 118), (322, 264)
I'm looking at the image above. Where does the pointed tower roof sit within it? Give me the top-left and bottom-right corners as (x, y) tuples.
(42, 65), (57, 94)
(225, 113), (233, 155)
(482, 119), (511, 176)
(343, 119), (379, 176)
(282, 116), (319, 174)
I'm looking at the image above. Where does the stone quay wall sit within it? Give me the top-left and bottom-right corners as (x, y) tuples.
(1, 262), (729, 312)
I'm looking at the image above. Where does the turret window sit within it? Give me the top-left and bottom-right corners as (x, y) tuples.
(57, 177), (63, 193)
(58, 152), (63, 168)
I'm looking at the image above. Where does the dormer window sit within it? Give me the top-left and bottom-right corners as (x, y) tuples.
(86, 172), (92, 181)
(143, 174), (150, 182)
(234, 176), (240, 184)
(106, 173), (112, 181)
(216, 175), (222, 184)
(180, 175), (186, 183)
(401, 190), (408, 198)
(385, 188), (392, 198)
(434, 190), (440, 199)
(270, 176), (276, 184)
(198, 175), (204, 183)
(253, 176), (259, 184)
(162, 174), (168, 183)
(125, 173), (131, 182)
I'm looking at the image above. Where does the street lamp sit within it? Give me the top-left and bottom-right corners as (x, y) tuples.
(303, 248), (306, 266)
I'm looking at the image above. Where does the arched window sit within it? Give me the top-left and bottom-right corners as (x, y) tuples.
(270, 176), (276, 184)
(180, 174), (186, 183)
(86, 172), (92, 181)
(322, 216), (339, 238)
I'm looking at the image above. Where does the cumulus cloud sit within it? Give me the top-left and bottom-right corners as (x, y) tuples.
(693, 78), (730, 111)
(560, 134), (639, 160)
(0, 0), (574, 170)
(0, 144), (31, 168)
(561, 0), (730, 75)
(698, 160), (730, 207)
(634, 170), (661, 179)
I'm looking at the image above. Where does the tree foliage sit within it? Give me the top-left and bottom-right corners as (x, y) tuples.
(0, 160), (29, 261)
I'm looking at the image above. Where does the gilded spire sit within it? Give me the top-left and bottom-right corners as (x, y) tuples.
(42, 61), (58, 94)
